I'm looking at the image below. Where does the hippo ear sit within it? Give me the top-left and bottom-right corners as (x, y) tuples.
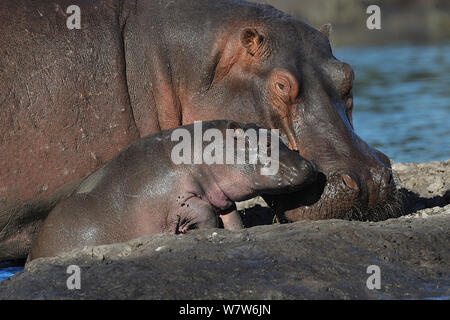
(240, 28), (265, 56)
(228, 121), (241, 130)
(211, 28), (264, 84)
(319, 23), (332, 38)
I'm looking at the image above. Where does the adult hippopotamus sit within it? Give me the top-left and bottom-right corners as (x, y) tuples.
(29, 120), (316, 260)
(0, 0), (396, 260)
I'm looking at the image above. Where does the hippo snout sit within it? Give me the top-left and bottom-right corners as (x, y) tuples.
(335, 164), (393, 207)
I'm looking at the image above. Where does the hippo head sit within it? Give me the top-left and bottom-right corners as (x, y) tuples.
(197, 121), (316, 205)
(179, 4), (399, 221)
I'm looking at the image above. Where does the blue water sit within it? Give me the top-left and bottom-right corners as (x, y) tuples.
(334, 44), (450, 162)
(0, 261), (24, 281)
(0, 267), (23, 280)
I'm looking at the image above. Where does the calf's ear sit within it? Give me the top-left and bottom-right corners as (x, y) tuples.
(227, 122), (245, 138)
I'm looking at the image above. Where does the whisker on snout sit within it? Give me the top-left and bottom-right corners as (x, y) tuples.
(342, 188), (405, 222)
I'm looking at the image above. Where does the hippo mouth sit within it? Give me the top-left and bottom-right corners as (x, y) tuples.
(282, 173), (404, 221)
(271, 135), (404, 222)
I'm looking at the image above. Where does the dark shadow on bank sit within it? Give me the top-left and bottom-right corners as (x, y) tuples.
(238, 183), (450, 228)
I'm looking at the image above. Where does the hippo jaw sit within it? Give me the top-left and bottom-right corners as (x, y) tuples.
(269, 111), (403, 222)
(268, 169), (403, 222)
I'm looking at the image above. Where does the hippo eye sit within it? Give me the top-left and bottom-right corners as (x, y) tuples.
(269, 69), (299, 105)
(275, 80), (290, 97)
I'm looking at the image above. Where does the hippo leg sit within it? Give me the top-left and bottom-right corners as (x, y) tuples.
(169, 197), (219, 234)
(220, 207), (244, 231)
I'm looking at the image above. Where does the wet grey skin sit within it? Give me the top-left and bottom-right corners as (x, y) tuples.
(29, 120), (316, 260)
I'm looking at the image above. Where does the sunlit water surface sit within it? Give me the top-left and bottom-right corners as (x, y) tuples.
(334, 43), (450, 162)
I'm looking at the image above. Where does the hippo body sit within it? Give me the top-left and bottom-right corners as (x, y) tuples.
(1, 0), (395, 260)
(29, 121), (315, 260)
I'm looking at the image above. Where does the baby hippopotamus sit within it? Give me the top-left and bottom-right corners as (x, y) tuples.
(29, 120), (315, 260)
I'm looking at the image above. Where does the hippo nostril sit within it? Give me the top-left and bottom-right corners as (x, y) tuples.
(342, 173), (359, 191)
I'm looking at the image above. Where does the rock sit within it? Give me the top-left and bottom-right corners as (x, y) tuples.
(392, 160), (449, 198)
(236, 196), (268, 211)
(400, 204), (450, 219)
(0, 160), (448, 299)
(392, 160), (449, 213)
(1, 214), (449, 299)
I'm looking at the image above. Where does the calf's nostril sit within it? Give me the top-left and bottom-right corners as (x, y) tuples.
(342, 173), (359, 191)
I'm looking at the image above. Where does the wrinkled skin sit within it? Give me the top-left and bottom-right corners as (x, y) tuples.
(0, 0), (395, 260)
(29, 120), (316, 260)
